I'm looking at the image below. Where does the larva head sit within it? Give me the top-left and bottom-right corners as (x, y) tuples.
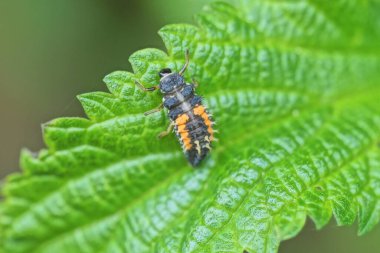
(158, 68), (185, 93)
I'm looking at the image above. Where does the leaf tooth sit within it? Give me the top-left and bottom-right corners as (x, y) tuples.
(103, 71), (134, 96)
(358, 196), (380, 236)
(158, 24), (199, 57)
(129, 48), (168, 79)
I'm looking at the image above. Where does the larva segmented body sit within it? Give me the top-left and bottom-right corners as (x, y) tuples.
(135, 51), (214, 167)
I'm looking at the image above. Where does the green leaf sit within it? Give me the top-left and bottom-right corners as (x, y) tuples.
(1, 1), (380, 252)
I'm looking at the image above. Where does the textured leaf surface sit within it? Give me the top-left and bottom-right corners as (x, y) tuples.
(1, 1), (380, 253)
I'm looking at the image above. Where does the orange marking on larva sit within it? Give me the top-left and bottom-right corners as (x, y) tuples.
(176, 115), (192, 149)
(201, 117), (213, 140)
(181, 134), (192, 150)
(193, 105), (206, 115)
(177, 124), (187, 133)
(175, 114), (189, 126)
(193, 105), (214, 140)
(202, 114), (213, 129)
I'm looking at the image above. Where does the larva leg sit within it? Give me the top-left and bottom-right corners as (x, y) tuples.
(179, 49), (190, 76)
(191, 78), (199, 88)
(144, 103), (163, 116)
(158, 122), (175, 139)
(135, 80), (159, 92)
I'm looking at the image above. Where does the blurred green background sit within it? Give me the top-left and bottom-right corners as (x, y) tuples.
(0, 1), (378, 252)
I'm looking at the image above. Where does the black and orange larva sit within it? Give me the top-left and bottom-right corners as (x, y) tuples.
(135, 50), (215, 167)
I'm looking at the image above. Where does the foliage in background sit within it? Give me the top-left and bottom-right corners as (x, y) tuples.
(1, 0), (380, 252)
